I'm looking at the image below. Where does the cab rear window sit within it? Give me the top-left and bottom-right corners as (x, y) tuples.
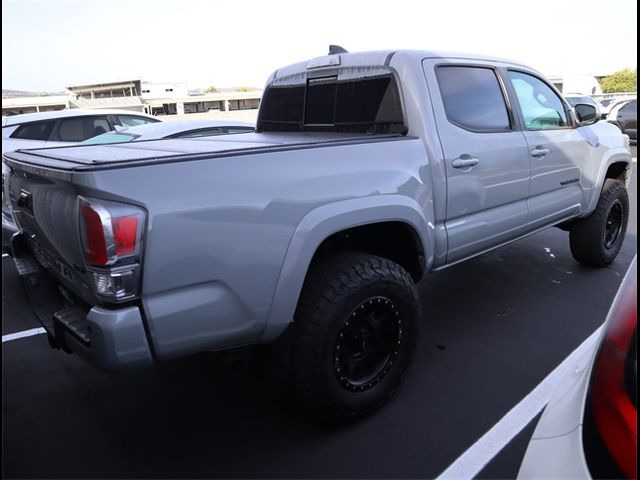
(258, 67), (406, 134)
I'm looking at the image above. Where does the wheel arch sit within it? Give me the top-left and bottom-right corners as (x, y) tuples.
(605, 160), (631, 184)
(585, 151), (631, 214)
(259, 195), (433, 343)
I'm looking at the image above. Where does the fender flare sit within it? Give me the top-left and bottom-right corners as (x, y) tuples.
(259, 194), (433, 342)
(585, 148), (632, 214)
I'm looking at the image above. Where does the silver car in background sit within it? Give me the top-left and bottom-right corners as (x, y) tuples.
(80, 119), (255, 145)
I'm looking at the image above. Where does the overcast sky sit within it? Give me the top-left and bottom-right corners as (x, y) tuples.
(2, 0), (637, 92)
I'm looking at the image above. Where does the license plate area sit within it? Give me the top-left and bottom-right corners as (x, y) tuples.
(27, 237), (74, 283)
(57, 283), (76, 307)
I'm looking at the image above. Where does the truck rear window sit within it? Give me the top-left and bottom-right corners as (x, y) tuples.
(258, 67), (406, 134)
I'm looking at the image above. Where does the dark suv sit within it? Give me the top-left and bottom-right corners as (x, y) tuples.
(609, 99), (637, 141)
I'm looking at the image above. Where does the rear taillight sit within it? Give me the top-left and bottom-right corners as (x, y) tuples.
(586, 258), (637, 479)
(79, 197), (145, 302)
(112, 216), (138, 255)
(81, 204), (108, 265)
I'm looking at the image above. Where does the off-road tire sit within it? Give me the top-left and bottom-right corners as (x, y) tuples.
(569, 179), (629, 267)
(291, 252), (420, 422)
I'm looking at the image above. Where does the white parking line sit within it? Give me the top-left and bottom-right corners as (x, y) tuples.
(437, 253), (638, 479)
(436, 325), (604, 479)
(2, 327), (47, 343)
(2, 253), (8, 258)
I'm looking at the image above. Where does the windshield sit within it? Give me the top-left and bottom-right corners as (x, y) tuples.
(80, 132), (139, 145)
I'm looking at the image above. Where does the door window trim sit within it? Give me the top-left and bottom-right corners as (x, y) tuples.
(434, 62), (516, 134)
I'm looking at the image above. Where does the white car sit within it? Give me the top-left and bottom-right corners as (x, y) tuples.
(518, 256), (637, 479)
(2, 109), (160, 250)
(2, 109), (160, 154)
(80, 119), (254, 145)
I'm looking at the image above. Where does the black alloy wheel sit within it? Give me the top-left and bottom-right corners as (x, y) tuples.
(334, 296), (402, 392)
(603, 200), (624, 250)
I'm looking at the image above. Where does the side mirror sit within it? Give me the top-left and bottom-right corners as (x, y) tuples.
(574, 103), (599, 126)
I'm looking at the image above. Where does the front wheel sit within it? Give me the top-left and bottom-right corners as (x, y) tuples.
(569, 179), (629, 267)
(291, 252), (420, 422)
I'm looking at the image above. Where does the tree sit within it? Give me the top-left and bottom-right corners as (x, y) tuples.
(600, 68), (637, 93)
(203, 86), (218, 93)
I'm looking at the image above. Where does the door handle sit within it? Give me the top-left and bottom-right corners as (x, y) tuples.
(530, 147), (550, 158)
(452, 157), (480, 168)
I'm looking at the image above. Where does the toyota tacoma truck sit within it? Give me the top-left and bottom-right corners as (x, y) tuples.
(3, 49), (632, 421)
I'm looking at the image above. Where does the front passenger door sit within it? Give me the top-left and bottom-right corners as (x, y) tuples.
(506, 70), (591, 228)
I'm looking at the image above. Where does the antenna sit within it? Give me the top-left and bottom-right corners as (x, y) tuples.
(328, 45), (348, 55)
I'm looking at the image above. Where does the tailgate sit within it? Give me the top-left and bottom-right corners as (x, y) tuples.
(4, 159), (96, 304)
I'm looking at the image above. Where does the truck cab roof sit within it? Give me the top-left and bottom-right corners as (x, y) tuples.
(270, 49), (531, 82)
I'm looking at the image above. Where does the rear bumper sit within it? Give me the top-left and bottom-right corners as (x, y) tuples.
(12, 248), (154, 371)
(66, 305), (153, 370)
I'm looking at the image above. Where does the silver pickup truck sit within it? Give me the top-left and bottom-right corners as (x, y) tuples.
(3, 49), (632, 421)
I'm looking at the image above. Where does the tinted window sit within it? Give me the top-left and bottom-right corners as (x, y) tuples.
(436, 66), (510, 131)
(223, 127), (254, 134)
(509, 71), (568, 129)
(259, 79), (305, 129)
(10, 121), (55, 140)
(117, 115), (159, 127)
(305, 76), (337, 125)
(619, 100), (636, 113)
(176, 127), (254, 138)
(57, 116), (111, 142)
(258, 68), (405, 134)
(175, 128), (224, 138)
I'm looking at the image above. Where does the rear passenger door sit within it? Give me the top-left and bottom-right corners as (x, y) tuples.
(505, 70), (590, 228)
(423, 60), (531, 263)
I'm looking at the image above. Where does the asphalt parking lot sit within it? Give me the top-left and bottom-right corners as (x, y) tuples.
(2, 148), (637, 479)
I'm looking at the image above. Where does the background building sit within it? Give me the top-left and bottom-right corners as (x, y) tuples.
(2, 79), (262, 117)
(548, 74), (604, 95)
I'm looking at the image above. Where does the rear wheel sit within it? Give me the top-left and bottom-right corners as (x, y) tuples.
(291, 252), (420, 422)
(570, 179), (629, 267)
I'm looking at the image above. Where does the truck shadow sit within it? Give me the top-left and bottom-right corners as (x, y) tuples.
(3, 229), (636, 478)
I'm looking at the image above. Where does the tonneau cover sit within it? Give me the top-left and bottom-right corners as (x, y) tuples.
(3, 132), (398, 170)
